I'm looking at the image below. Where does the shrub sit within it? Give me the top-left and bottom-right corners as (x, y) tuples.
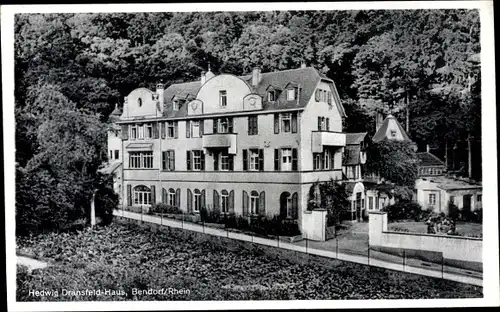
(448, 201), (460, 221)
(150, 203), (182, 214)
(382, 201), (423, 221)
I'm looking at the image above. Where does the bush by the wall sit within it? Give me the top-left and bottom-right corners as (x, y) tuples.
(150, 203), (182, 214)
(382, 201), (423, 221)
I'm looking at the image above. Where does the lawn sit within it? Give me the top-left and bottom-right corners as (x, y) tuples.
(388, 221), (482, 237)
(16, 221), (482, 301)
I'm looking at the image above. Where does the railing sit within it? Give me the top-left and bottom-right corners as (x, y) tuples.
(113, 207), (483, 286)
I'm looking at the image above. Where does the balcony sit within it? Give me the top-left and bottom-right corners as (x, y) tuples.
(203, 133), (237, 154)
(311, 131), (346, 153)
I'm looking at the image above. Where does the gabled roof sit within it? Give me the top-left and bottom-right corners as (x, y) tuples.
(98, 161), (122, 175)
(162, 67), (346, 118)
(372, 114), (411, 143)
(345, 132), (367, 145)
(417, 152), (445, 167)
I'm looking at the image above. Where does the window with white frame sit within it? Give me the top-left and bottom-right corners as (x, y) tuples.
(221, 152), (230, 171)
(281, 113), (291, 133)
(133, 185), (151, 206)
(137, 124), (144, 139)
(313, 153), (322, 170)
(191, 120), (200, 138)
(193, 150), (202, 170)
(168, 188), (176, 207)
(287, 88), (295, 101)
(145, 124), (153, 139)
(281, 148), (292, 171)
(249, 149), (259, 171)
(368, 196), (374, 210)
(173, 100), (179, 111)
(219, 90), (227, 107)
(167, 121), (175, 138)
(221, 190), (229, 213)
(323, 149), (331, 170)
(429, 193), (436, 206)
(250, 191), (259, 215)
(129, 151), (153, 169)
(131, 125), (138, 139)
(286, 195), (293, 218)
(218, 118), (229, 133)
(193, 189), (201, 212)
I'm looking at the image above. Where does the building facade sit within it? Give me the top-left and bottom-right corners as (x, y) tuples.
(109, 66), (348, 231)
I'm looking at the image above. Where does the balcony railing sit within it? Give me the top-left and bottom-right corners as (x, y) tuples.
(311, 131), (346, 153)
(203, 133), (237, 154)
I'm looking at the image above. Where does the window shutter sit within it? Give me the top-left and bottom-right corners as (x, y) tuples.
(259, 149), (264, 171)
(186, 121), (191, 138)
(213, 190), (220, 212)
(274, 149), (279, 171)
(318, 117), (321, 131)
(201, 190), (206, 209)
(175, 188), (180, 207)
(229, 190), (235, 213)
(174, 122), (178, 139)
(228, 154), (234, 171)
(292, 148), (298, 171)
(292, 192), (298, 219)
(278, 149), (282, 170)
(328, 91), (332, 105)
(127, 185), (132, 206)
(162, 151), (167, 170)
(331, 151), (335, 169)
(201, 151), (205, 170)
(280, 194), (287, 218)
(187, 189), (192, 212)
(259, 191), (265, 216)
(243, 149), (248, 171)
(213, 118), (218, 134)
(153, 122), (159, 139)
(213, 151), (219, 171)
(161, 122), (166, 139)
(121, 125), (129, 140)
(254, 116), (258, 135)
(315, 89), (320, 101)
(292, 112), (298, 133)
(228, 117), (233, 133)
(247, 117), (252, 134)
(326, 118), (330, 131)
(186, 151), (191, 170)
(162, 188), (166, 204)
(274, 113), (280, 134)
(199, 120), (204, 137)
(172, 151), (176, 171)
(242, 191), (249, 216)
(151, 185), (156, 204)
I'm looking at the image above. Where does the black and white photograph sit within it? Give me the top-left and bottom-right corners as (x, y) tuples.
(2, 1), (498, 310)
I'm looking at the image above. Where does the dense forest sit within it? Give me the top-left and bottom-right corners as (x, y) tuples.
(14, 10), (481, 234)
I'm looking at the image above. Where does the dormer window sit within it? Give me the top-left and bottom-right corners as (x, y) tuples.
(138, 98), (143, 107)
(268, 90), (276, 102)
(287, 88), (296, 101)
(390, 130), (397, 137)
(219, 90), (227, 107)
(173, 100), (179, 111)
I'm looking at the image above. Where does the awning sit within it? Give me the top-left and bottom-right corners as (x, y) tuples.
(126, 143), (153, 150)
(98, 161), (122, 174)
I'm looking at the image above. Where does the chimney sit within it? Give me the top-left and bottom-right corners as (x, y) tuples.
(375, 111), (384, 132)
(156, 81), (164, 114)
(301, 62), (307, 69)
(252, 66), (262, 86)
(426, 144), (430, 153)
(200, 71), (206, 86)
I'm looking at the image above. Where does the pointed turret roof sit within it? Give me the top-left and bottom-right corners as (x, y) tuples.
(372, 114), (411, 143)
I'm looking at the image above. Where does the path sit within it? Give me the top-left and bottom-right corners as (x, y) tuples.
(17, 255), (49, 272)
(113, 209), (482, 287)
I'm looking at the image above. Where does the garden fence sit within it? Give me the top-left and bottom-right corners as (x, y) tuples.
(116, 206), (482, 286)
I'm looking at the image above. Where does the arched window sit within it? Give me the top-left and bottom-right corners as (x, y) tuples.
(134, 185), (151, 206)
(280, 192), (292, 218)
(250, 191), (259, 215)
(193, 189), (201, 212)
(280, 191), (298, 219)
(138, 98), (143, 107)
(221, 190), (229, 213)
(168, 188), (176, 207)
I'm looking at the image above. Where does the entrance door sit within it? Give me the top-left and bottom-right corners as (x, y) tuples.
(463, 194), (472, 218)
(356, 192), (362, 221)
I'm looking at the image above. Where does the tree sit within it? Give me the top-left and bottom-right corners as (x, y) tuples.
(365, 140), (419, 200)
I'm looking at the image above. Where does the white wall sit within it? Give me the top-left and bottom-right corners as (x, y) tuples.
(369, 212), (482, 263)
